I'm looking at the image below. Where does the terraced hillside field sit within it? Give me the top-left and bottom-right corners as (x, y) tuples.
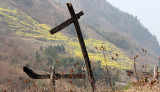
(0, 4), (133, 69)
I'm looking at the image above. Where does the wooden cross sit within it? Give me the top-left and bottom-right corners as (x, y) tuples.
(50, 3), (95, 91)
(23, 66), (86, 91)
(23, 3), (95, 91)
(23, 66), (85, 79)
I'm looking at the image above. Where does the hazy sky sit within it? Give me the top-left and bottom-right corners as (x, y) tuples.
(106, 0), (160, 44)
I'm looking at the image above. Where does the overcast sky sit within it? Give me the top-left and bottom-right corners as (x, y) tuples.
(106, 0), (160, 44)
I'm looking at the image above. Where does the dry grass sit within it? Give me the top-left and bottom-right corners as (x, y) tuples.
(0, 61), (114, 92)
(125, 78), (160, 92)
(0, 62), (28, 91)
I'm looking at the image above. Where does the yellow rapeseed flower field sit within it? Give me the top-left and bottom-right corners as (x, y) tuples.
(0, 5), (133, 69)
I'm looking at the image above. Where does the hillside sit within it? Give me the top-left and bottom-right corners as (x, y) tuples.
(0, 4), (132, 69)
(0, 0), (159, 63)
(0, 0), (159, 71)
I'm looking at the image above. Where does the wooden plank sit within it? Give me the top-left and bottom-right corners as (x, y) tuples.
(126, 70), (153, 77)
(50, 11), (84, 34)
(50, 66), (55, 92)
(23, 66), (50, 79)
(23, 66), (85, 79)
(153, 66), (158, 80)
(55, 74), (85, 79)
(66, 3), (95, 92)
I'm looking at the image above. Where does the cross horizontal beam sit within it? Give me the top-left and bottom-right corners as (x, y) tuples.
(50, 11), (84, 34)
(23, 67), (85, 79)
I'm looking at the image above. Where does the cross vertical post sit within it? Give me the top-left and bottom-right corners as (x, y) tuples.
(50, 66), (55, 92)
(66, 3), (95, 91)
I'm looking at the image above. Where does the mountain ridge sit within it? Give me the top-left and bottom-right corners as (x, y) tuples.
(0, 0), (159, 66)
